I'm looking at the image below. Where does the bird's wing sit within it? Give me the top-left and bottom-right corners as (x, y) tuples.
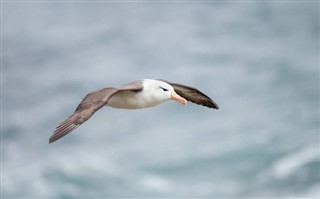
(159, 79), (219, 109)
(117, 80), (144, 91)
(49, 81), (144, 143)
(49, 87), (118, 143)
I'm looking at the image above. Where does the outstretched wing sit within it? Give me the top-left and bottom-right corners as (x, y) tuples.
(49, 80), (144, 144)
(49, 88), (118, 143)
(160, 79), (219, 109)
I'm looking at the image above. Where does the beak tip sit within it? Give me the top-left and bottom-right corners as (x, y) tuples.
(171, 92), (188, 106)
(183, 100), (187, 106)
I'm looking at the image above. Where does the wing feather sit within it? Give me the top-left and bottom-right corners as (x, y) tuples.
(159, 79), (219, 109)
(49, 88), (118, 143)
(49, 81), (144, 143)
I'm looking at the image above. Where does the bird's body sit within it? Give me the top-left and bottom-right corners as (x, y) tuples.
(107, 90), (162, 109)
(49, 79), (219, 143)
(107, 79), (167, 109)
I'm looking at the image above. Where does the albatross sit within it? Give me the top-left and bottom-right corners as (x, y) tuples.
(49, 79), (219, 143)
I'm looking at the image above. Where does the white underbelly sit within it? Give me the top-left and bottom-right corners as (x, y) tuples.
(106, 91), (164, 109)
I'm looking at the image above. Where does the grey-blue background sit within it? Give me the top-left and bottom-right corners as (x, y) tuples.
(3, 1), (319, 198)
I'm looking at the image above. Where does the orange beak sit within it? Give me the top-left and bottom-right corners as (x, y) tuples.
(171, 91), (187, 106)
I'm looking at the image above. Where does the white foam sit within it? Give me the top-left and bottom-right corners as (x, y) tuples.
(272, 145), (320, 179)
(138, 174), (173, 193)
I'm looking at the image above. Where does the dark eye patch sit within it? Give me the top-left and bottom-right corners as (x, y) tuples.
(159, 86), (169, 92)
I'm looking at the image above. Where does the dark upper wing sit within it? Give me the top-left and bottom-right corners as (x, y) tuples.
(159, 79), (219, 109)
(49, 87), (118, 143)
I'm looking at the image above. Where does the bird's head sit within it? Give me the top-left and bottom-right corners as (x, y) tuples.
(143, 79), (187, 106)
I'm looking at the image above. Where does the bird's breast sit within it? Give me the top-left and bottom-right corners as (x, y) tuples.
(106, 90), (164, 109)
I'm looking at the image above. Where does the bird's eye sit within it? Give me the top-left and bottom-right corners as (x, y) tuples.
(159, 86), (169, 92)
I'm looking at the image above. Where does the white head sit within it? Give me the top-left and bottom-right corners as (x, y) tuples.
(143, 79), (187, 106)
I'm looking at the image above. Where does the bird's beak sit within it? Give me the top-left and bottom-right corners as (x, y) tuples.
(171, 91), (187, 106)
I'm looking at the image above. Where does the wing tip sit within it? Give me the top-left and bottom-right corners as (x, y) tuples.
(200, 99), (219, 109)
(49, 132), (63, 144)
(49, 134), (59, 144)
(211, 102), (219, 109)
(49, 137), (55, 144)
(49, 120), (80, 144)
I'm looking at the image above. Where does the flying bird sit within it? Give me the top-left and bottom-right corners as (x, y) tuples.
(49, 79), (219, 143)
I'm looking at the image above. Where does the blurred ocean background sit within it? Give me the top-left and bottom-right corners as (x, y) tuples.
(2, 1), (319, 198)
